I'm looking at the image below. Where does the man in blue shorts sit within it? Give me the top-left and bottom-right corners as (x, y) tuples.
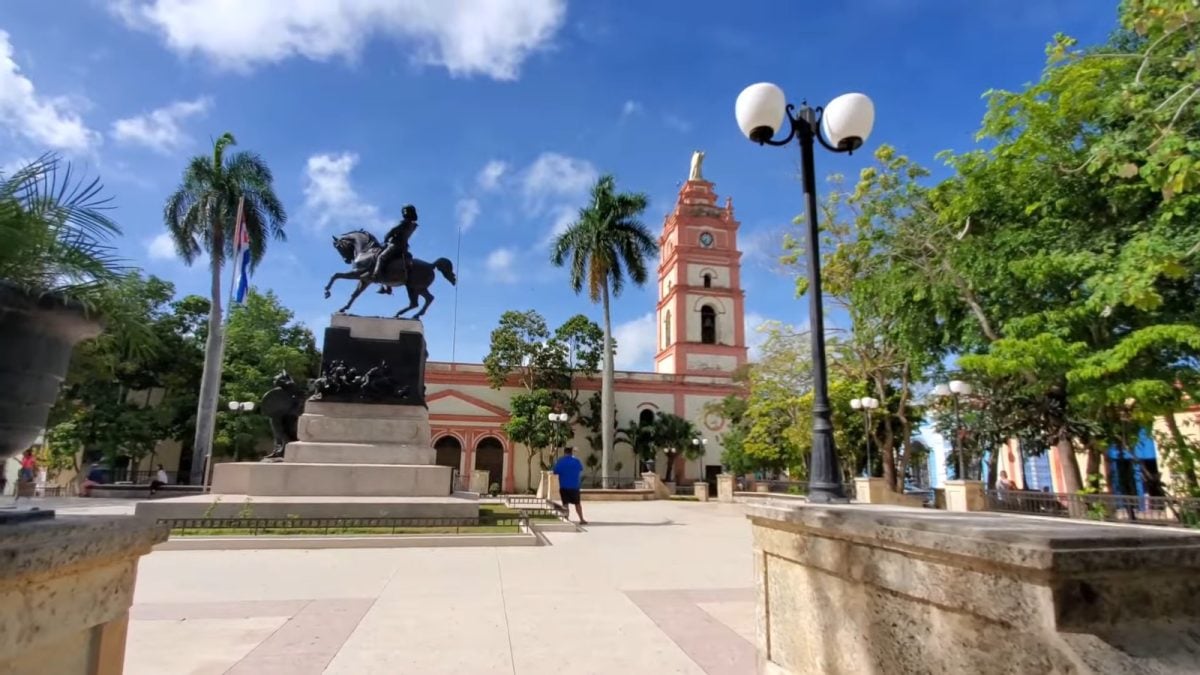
(552, 447), (587, 524)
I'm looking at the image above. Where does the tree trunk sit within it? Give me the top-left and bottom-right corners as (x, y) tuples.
(189, 241), (224, 486)
(600, 282), (614, 488)
(985, 441), (999, 489)
(1054, 436), (1083, 493)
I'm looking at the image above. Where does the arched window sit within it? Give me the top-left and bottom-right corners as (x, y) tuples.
(703, 273), (712, 288)
(663, 310), (672, 347)
(639, 409), (656, 427)
(700, 306), (716, 344)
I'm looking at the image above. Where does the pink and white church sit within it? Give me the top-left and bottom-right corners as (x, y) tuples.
(425, 157), (749, 493)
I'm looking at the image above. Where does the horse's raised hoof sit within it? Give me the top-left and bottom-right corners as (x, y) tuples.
(323, 290), (331, 299)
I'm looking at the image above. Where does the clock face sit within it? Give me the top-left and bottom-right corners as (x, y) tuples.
(699, 232), (714, 248)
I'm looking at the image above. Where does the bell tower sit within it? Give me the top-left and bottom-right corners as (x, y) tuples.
(654, 151), (747, 376)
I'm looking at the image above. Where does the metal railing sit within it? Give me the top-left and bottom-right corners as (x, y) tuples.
(984, 489), (1200, 528)
(157, 514), (529, 536)
(107, 468), (178, 484)
(581, 477), (640, 489)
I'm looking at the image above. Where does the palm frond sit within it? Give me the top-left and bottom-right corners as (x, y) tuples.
(0, 153), (126, 305)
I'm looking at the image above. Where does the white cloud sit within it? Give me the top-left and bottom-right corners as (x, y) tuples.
(111, 0), (567, 80)
(621, 100), (642, 117)
(521, 152), (598, 211)
(303, 152), (385, 231)
(0, 30), (100, 153)
(146, 232), (177, 260)
(456, 197), (480, 232)
(744, 312), (769, 361)
(111, 96), (211, 153)
(475, 159), (508, 191)
(485, 247), (517, 283)
(613, 312), (657, 371)
(663, 113), (692, 133)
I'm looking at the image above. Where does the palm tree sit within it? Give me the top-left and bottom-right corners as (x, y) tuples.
(551, 175), (656, 488)
(164, 132), (286, 485)
(651, 412), (699, 483)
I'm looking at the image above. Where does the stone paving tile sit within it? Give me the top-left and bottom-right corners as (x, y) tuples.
(625, 589), (756, 675)
(126, 501), (758, 674)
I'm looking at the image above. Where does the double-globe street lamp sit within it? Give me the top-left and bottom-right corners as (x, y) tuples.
(735, 83), (875, 502)
(849, 397), (881, 477)
(932, 380), (973, 480)
(548, 411), (570, 455)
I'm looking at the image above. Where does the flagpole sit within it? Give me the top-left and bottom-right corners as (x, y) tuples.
(450, 220), (463, 363)
(203, 196), (245, 488)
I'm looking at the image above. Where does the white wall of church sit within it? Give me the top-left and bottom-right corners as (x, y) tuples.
(686, 353), (740, 373)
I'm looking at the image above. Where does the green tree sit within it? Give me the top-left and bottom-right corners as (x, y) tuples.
(551, 175), (657, 488)
(483, 310), (563, 391)
(164, 132), (287, 484)
(501, 389), (560, 492)
(44, 273), (183, 477)
(214, 290), (320, 460)
(650, 412), (700, 483)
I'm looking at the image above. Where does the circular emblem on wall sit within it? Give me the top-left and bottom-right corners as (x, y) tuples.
(704, 410), (725, 432)
(699, 231), (714, 248)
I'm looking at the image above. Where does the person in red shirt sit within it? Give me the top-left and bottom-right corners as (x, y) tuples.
(15, 449), (36, 503)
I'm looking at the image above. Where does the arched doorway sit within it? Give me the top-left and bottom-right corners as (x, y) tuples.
(700, 305), (717, 344)
(434, 436), (463, 472)
(475, 437), (504, 493)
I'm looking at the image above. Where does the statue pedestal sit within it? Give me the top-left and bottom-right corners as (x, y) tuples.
(137, 316), (477, 521)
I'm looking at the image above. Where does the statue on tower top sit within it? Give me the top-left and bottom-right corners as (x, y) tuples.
(689, 150), (705, 181)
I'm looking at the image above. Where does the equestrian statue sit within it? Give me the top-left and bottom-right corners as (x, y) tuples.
(322, 204), (457, 319)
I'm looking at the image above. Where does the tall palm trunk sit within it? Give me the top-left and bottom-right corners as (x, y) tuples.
(600, 282), (614, 488)
(189, 228), (224, 485)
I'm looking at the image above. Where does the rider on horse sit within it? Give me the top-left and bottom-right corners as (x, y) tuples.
(373, 204), (419, 294)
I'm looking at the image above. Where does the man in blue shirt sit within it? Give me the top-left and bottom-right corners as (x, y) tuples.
(552, 447), (587, 524)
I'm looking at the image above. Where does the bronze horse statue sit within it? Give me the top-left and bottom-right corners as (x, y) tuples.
(323, 230), (456, 319)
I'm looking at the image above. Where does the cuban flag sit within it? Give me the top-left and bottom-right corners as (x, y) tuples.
(232, 198), (251, 304)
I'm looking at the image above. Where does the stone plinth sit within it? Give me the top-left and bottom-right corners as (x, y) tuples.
(694, 482), (709, 502)
(717, 474), (735, 502)
(853, 477), (926, 507)
(748, 502), (1200, 674)
(641, 472), (671, 499)
(212, 462), (452, 497)
(944, 479), (985, 512)
(0, 516), (167, 674)
(469, 470), (490, 495)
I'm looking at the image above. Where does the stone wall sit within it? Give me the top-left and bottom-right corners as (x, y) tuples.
(0, 516), (167, 674)
(749, 502), (1200, 674)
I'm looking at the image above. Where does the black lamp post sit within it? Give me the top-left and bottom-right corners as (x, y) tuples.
(735, 83), (875, 503)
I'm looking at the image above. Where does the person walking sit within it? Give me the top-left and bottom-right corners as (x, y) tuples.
(14, 449), (36, 503)
(552, 447), (587, 525)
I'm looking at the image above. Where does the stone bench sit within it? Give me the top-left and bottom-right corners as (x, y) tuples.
(88, 484), (206, 499)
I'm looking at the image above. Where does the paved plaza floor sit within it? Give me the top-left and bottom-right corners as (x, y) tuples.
(120, 500), (757, 674)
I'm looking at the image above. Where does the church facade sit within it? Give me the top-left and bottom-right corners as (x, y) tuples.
(426, 156), (749, 493)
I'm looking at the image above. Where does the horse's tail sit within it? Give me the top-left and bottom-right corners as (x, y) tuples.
(433, 258), (457, 286)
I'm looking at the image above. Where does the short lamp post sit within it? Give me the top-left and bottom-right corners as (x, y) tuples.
(932, 381), (972, 480)
(736, 83), (874, 502)
(691, 436), (708, 484)
(849, 397), (880, 477)
(227, 401), (255, 413)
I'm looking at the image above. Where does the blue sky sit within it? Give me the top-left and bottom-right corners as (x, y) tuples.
(0, 0), (1117, 370)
